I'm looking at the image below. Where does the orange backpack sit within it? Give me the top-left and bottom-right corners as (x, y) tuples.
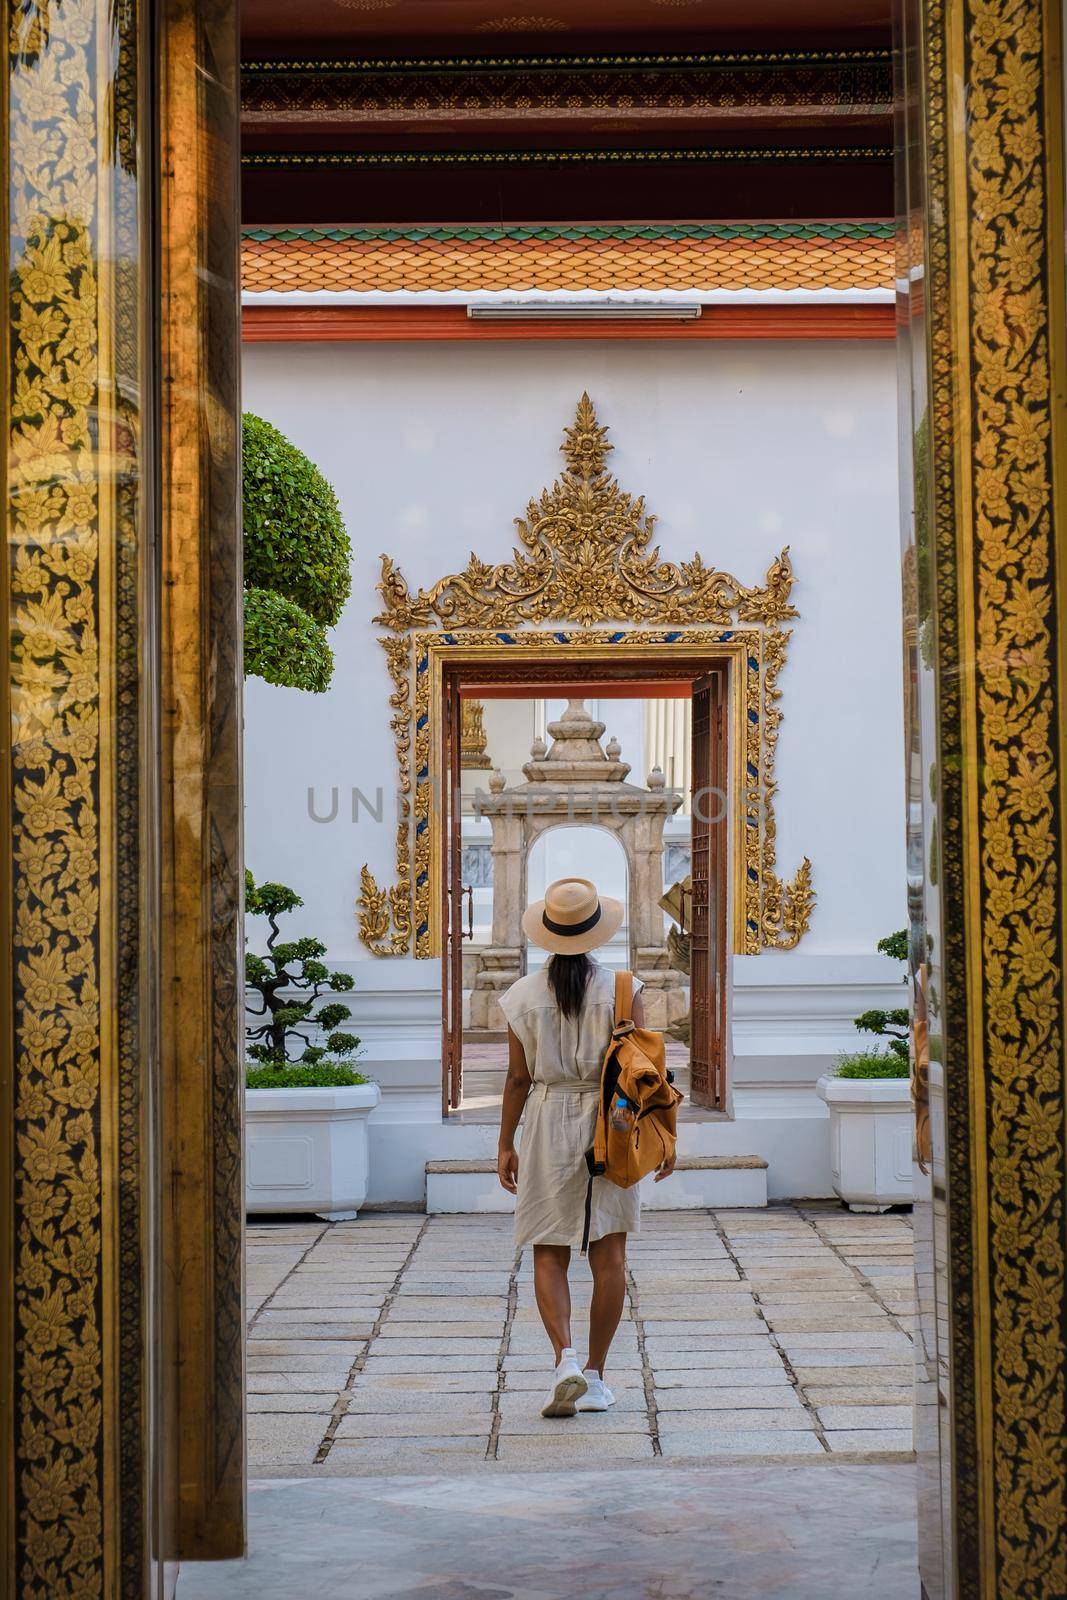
(581, 971), (683, 1252)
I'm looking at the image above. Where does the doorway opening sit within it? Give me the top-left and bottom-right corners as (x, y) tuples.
(439, 663), (730, 1119)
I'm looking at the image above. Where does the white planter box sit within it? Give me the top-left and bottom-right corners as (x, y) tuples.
(245, 1083), (381, 1220)
(817, 1073), (914, 1212)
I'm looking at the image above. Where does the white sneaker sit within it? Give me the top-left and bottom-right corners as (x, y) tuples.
(541, 1348), (588, 1418)
(578, 1371), (616, 1412)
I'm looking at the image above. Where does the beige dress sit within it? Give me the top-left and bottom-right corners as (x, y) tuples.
(500, 963), (642, 1249)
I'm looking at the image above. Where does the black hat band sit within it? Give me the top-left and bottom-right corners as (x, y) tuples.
(542, 903), (602, 938)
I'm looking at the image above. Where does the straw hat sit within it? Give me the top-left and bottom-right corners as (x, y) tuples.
(522, 876), (624, 956)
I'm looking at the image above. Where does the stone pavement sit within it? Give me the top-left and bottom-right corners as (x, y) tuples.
(177, 1461), (919, 1600)
(246, 1205), (915, 1473)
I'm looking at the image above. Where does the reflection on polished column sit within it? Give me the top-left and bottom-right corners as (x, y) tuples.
(158, 0), (245, 1568)
(4, 2), (160, 1593)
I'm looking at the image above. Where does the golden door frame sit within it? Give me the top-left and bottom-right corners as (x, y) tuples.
(358, 394), (816, 962)
(433, 644), (735, 1114)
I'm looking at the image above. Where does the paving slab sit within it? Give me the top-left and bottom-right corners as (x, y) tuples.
(325, 1438), (491, 1470)
(807, 1386), (914, 1407)
(653, 1365), (791, 1388)
(817, 1405), (914, 1430)
(334, 1413), (490, 1439)
(658, 1406), (815, 1432)
(245, 1418), (328, 1465)
(367, 1337), (501, 1355)
(248, 1340), (367, 1357)
(386, 1297), (507, 1317)
(360, 1354), (499, 1374)
(656, 1385), (805, 1411)
(645, 1342), (783, 1365)
(250, 1320), (377, 1339)
(658, 1429), (824, 1458)
(248, 1372), (344, 1394)
(824, 1429), (914, 1453)
(263, 1298), (386, 1312)
(788, 1349), (912, 1368)
(248, 1393), (341, 1414)
(342, 1390), (493, 1416)
(352, 1372), (498, 1394)
(794, 1364), (913, 1385)
(776, 1332), (913, 1349)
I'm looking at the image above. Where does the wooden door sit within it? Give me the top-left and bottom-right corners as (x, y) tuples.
(441, 679), (465, 1113)
(689, 669), (728, 1109)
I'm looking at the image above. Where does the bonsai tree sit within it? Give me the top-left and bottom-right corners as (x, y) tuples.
(833, 929), (910, 1079)
(245, 870), (364, 1087)
(242, 413), (352, 693)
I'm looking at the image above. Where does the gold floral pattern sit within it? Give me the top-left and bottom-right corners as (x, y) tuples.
(963, 0), (1066, 1589)
(914, 0), (1067, 1593)
(7, 1), (107, 1592)
(356, 863), (413, 957)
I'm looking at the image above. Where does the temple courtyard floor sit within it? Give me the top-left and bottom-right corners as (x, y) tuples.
(179, 1206), (918, 1598)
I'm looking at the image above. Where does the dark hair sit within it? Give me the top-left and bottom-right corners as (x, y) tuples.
(547, 952), (595, 1019)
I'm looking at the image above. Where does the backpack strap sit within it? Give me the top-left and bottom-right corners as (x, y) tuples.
(583, 972), (634, 1256)
(614, 969), (634, 1026)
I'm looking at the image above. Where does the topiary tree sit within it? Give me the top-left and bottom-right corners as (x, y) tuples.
(245, 870), (363, 1087)
(853, 929), (910, 1063)
(242, 413), (351, 693)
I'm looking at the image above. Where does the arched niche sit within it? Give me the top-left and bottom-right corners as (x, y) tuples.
(467, 700), (688, 1031)
(526, 822), (629, 971)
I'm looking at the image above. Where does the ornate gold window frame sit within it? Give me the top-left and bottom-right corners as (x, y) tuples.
(358, 395), (814, 958)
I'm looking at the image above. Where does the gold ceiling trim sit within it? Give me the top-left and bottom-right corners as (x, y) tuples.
(359, 394), (813, 957)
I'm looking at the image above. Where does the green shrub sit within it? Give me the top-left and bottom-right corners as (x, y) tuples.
(833, 1050), (910, 1080)
(246, 1062), (370, 1090)
(245, 870), (362, 1087)
(876, 930), (908, 963)
(242, 413), (351, 691)
(244, 587), (332, 694)
(853, 928), (910, 1063)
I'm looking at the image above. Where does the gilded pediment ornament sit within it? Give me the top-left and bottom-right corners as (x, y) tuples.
(360, 394), (812, 956)
(375, 393), (797, 633)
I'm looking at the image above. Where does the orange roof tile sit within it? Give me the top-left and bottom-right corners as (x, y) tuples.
(241, 224), (893, 295)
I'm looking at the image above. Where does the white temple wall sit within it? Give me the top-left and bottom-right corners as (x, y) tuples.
(242, 337), (906, 1201)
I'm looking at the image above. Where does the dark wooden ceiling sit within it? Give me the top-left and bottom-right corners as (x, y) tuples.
(239, 0), (893, 225)
(242, 0), (890, 55)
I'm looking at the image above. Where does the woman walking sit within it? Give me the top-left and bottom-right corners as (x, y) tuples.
(497, 876), (676, 1418)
